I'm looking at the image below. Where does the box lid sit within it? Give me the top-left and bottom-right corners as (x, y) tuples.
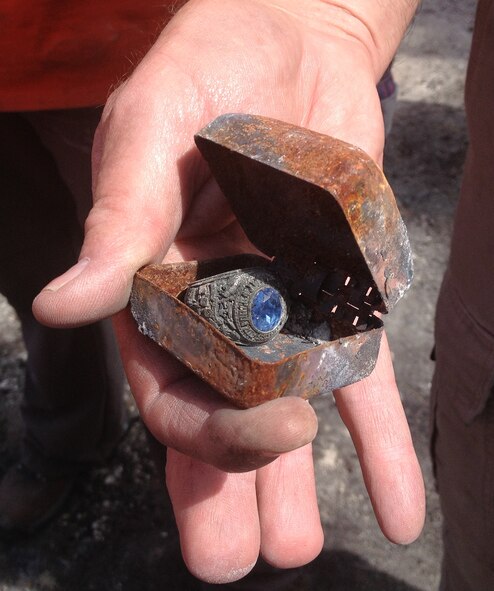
(194, 113), (412, 313)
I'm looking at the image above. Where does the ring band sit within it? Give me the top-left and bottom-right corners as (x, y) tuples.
(182, 268), (289, 345)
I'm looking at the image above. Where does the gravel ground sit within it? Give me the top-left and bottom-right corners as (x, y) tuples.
(0, 1), (477, 589)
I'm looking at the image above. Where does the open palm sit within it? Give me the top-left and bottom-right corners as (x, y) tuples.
(33, 0), (425, 583)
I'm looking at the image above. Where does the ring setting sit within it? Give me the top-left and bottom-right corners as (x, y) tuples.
(182, 268), (289, 345)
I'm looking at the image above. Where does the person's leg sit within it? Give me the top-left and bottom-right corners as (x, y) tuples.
(430, 3), (494, 587)
(0, 110), (125, 531)
(430, 273), (494, 591)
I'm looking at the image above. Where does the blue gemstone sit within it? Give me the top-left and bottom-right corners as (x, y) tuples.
(251, 288), (283, 333)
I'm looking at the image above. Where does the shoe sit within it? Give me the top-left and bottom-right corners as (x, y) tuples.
(0, 462), (75, 534)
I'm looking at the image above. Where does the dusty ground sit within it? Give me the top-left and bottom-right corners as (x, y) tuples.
(0, 1), (478, 589)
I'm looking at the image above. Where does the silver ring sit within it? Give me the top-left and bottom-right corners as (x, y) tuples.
(182, 268), (289, 345)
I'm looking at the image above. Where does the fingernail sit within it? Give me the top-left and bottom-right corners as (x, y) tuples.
(42, 257), (90, 292)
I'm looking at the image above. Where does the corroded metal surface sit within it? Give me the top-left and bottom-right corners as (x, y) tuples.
(131, 259), (383, 409)
(195, 114), (413, 311)
(130, 115), (412, 408)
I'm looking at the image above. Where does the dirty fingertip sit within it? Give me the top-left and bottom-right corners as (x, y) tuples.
(185, 558), (257, 585)
(208, 397), (318, 459)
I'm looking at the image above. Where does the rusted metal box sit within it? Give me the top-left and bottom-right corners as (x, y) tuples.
(130, 114), (412, 408)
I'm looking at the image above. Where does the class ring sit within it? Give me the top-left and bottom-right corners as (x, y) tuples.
(182, 267), (289, 345)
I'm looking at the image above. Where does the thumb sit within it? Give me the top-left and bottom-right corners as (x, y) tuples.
(32, 75), (206, 328)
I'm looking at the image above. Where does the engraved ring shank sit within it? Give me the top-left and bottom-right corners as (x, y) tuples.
(182, 268), (288, 345)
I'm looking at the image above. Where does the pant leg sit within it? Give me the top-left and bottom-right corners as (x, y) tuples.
(430, 272), (494, 591)
(429, 3), (494, 588)
(0, 110), (125, 477)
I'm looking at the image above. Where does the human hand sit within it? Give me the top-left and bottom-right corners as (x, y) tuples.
(33, 0), (424, 582)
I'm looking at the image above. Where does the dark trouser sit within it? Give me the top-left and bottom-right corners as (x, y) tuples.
(0, 109), (125, 478)
(430, 3), (494, 589)
(431, 273), (494, 591)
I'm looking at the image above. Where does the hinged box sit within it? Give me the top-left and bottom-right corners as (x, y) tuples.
(130, 114), (412, 408)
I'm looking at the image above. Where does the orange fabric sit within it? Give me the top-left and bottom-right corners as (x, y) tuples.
(0, 1), (175, 111)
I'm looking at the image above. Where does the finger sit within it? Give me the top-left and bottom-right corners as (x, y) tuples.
(166, 449), (259, 584)
(334, 333), (425, 544)
(115, 308), (318, 472)
(32, 62), (208, 328)
(256, 444), (324, 568)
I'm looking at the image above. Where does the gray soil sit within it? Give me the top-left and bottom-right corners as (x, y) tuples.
(0, 1), (477, 589)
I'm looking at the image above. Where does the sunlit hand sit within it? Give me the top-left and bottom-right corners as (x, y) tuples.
(33, 0), (424, 583)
